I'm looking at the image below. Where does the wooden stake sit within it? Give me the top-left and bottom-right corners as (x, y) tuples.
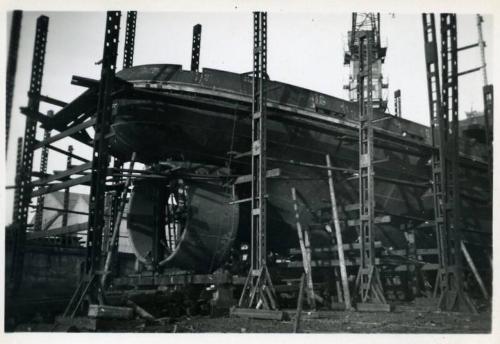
(461, 241), (489, 300)
(293, 273), (306, 333)
(326, 154), (352, 310)
(291, 187), (316, 309)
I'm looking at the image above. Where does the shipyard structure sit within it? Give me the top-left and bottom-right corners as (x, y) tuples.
(4, 11), (493, 332)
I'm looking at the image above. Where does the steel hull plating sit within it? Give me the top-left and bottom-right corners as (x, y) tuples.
(114, 65), (491, 272)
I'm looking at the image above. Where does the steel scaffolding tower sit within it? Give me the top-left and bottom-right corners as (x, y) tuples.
(354, 28), (387, 306)
(9, 15), (49, 292)
(238, 11), (278, 310)
(422, 13), (476, 312)
(6, 10), (23, 153)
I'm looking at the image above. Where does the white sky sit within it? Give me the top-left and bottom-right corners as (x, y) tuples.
(3, 11), (494, 221)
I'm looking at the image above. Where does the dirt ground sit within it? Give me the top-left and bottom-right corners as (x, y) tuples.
(12, 301), (491, 333)
(170, 309), (491, 333)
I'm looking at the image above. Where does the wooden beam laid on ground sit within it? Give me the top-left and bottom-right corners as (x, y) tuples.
(230, 307), (284, 320)
(304, 309), (345, 318)
(126, 300), (155, 322)
(356, 302), (391, 312)
(88, 304), (133, 320)
(461, 241), (489, 300)
(27, 222), (88, 240)
(326, 153), (352, 310)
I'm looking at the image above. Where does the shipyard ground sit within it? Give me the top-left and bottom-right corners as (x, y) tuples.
(13, 304), (491, 333)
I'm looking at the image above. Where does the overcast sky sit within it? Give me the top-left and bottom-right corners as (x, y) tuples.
(4, 11), (494, 221)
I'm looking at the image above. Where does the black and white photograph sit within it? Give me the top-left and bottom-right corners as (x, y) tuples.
(1, 0), (498, 339)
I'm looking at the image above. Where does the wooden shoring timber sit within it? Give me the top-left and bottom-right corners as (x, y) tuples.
(32, 161), (92, 186)
(289, 241), (383, 255)
(27, 222), (88, 240)
(101, 152), (137, 288)
(33, 118), (96, 149)
(461, 241), (489, 300)
(291, 187), (316, 309)
(31, 175), (92, 197)
(293, 273), (306, 333)
(326, 153), (352, 310)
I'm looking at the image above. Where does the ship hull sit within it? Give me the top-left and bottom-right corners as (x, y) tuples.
(112, 65), (491, 273)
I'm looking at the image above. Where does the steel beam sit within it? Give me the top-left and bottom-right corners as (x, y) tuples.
(394, 89), (401, 117)
(62, 145), (74, 227)
(123, 11), (137, 69)
(477, 15), (488, 85)
(86, 11), (121, 274)
(34, 110), (53, 231)
(10, 15), (49, 291)
(190, 24), (202, 72)
(12, 137), (23, 223)
(251, 11), (268, 273)
(38, 141), (89, 162)
(422, 12), (449, 294)
(6, 10), (23, 152)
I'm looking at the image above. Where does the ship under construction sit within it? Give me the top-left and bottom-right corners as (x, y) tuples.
(4, 11), (493, 332)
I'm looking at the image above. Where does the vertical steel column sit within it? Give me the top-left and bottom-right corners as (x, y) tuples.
(62, 145), (74, 227)
(476, 15), (488, 86)
(356, 30), (386, 304)
(476, 15), (492, 194)
(438, 13), (475, 311)
(86, 11), (121, 273)
(12, 137), (23, 223)
(394, 89), (401, 117)
(123, 11), (137, 69)
(422, 13), (449, 294)
(441, 13), (460, 272)
(191, 24), (202, 72)
(483, 85), (493, 190)
(109, 158), (123, 273)
(238, 12), (277, 310)
(251, 11), (268, 272)
(10, 15), (49, 290)
(6, 10), (23, 153)
(34, 110), (54, 231)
